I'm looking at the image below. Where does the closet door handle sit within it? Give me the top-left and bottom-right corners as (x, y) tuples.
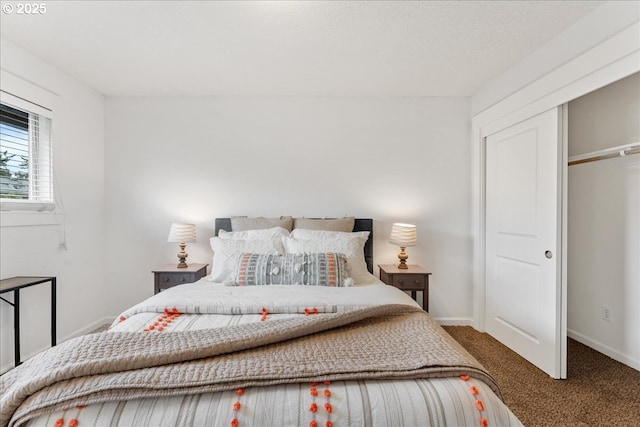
(545, 250), (553, 259)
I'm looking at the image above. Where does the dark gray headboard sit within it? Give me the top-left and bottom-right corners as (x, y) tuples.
(214, 218), (374, 274)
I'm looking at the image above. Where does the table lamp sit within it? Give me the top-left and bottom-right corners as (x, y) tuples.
(167, 223), (196, 268)
(389, 223), (417, 269)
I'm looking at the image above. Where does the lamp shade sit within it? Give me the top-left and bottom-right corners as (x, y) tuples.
(389, 223), (417, 246)
(167, 223), (196, 243)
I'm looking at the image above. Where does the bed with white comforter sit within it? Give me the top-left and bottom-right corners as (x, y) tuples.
(1, 219), (523, 427)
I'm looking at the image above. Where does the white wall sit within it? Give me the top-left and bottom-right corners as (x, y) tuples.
(0, 39), (106, 372)
(104, 96), (473, 323)
(567, 73), (640, 370)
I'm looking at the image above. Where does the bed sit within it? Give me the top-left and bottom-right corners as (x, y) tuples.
(1, 217), (522, 427)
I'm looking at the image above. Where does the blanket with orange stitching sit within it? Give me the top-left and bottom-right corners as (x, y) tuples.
(1, 304), (499, 427)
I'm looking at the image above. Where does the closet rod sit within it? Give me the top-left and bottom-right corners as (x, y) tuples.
(568, 142), (640, 166)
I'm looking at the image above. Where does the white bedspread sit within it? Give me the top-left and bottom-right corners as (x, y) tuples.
(114, 276), (418, 321)
(19, 278), (522, 427)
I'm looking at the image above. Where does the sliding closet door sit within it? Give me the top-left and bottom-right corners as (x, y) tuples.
(485, 107), (566, 379)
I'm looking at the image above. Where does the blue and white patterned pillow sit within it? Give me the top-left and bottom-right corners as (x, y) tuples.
(235, 253), (351, 287)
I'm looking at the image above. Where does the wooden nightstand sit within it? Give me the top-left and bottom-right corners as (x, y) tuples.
(378, 264), (431, 311)
(152, 263), (208, 294)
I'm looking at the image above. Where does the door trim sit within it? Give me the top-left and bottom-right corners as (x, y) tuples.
(559, 103), (568, 378)
(472, 23), (639, 332)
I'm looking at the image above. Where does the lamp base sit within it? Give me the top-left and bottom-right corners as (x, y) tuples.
(177, 242), (189, 268)
(397, 246), (409, 269)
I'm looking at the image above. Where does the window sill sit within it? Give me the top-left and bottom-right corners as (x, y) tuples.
(1, 200), (55, 211)
(0, 206), (63, 227)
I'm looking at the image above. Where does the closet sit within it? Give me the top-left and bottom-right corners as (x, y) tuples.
(566, 72), (640, 370)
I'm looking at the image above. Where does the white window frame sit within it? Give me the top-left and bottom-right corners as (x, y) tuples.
(0, 70), (59, 225)
(1, 91), (54, 211)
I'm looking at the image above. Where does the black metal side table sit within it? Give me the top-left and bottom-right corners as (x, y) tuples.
(0, 276), (56, 367)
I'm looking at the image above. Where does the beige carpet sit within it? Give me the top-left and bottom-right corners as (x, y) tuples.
(443, 326), (640, 427)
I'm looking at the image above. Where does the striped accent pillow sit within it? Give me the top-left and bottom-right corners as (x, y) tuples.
(235, 253), (350, 286)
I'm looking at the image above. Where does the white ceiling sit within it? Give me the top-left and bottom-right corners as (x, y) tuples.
(0, 1), (605, 97)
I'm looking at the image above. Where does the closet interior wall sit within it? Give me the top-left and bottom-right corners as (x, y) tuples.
(567, 72), (640, 371)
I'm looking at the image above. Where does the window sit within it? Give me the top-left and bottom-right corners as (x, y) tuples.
(0, 92), (53, 211)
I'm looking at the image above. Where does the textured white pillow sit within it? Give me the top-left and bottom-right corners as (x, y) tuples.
(218, 226), (290, 240)
(283, 232), (370, 284)
(290, 229), (369, 241)
(209, 237), (284, 283)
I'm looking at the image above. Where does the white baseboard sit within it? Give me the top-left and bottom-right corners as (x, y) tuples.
(0, 316), (114, 374)
(435, 317), (474, 326)
(568, 329), (640, 371)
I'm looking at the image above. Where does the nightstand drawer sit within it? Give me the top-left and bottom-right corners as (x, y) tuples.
(152, 263), (208, 294)
(157, 273), (193, 288)
(392, 274), (426, 290)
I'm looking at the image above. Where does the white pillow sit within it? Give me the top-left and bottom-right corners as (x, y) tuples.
(290, 229), (369, 241)
(209, 237), (284, 283)
(283, 232), (370, 284)
(218, 226), (290, 240)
